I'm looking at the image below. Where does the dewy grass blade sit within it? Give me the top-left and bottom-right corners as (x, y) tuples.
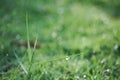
(26, 13), (31, 61)
(34, 53), (81, 65)
(14, 50), (28, 74)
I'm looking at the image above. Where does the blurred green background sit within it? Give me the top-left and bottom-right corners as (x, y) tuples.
(0, 0), (120, 80)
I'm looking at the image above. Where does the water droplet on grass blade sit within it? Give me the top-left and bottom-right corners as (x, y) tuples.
(65, 56), (70, 61)
(83, 74), (87, 78)
(106, 69), (110, 72)
(104, 68), (111, 79)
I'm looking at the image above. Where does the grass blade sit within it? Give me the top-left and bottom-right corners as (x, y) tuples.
(14, 50), (28, 74)
(26, 13), (31, 61)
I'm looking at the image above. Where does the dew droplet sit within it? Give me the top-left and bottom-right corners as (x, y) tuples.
(106, 69), (110, 72)
(65, 56), (70, 61)
(104, 68), (111, 79)
(83, 74), (86, 78)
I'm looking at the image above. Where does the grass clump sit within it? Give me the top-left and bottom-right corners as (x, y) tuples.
(0, 0), (120, 80)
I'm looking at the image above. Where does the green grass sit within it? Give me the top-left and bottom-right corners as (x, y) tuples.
(0, 0), (120, 80)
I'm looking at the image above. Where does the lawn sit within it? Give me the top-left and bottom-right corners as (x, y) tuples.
(0, 0), (120, 80)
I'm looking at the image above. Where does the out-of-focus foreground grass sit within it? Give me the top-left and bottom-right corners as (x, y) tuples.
(0, 0), (120, 80)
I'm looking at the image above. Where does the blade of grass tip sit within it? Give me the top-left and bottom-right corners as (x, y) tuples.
(14, 50), (28, 74)
(33, 35), (38, 51)
(26, 13), (31, 61)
